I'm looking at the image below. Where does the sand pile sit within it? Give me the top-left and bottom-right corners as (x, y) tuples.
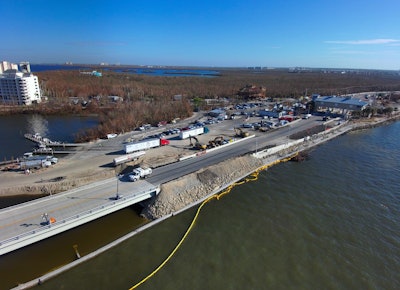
(142, 155), (264, 219)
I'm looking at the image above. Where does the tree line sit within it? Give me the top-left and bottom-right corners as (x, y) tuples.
(38, 68), (400, 101)
(2, 68), (399, 142)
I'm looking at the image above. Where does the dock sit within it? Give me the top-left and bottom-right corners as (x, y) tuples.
(24, 133), (86, 148)
(32, 148), (78, 155)
(23, 133), (88, 155)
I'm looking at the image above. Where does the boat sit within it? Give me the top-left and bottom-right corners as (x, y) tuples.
(106, 133), (118, 139)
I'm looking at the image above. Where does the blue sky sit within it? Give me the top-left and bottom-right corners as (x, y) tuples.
(2, 0), (400, 70)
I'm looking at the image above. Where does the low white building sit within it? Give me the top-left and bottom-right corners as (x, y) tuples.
(314, 95), (368, 112)
(0, 61), (42, 105)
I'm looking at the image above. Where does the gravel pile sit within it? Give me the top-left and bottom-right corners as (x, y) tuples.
(142, 155), (264, 219)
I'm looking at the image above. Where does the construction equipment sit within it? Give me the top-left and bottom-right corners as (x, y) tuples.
(234, 127), (249, 138)
(189, 136), (207, 150)
(214, 136), (225, 145)
(209, 136), (225, 148)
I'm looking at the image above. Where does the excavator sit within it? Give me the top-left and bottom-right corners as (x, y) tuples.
(208, 136), (225, 148)
(189, 136), (207, 150)
(234, 127), (249, 138)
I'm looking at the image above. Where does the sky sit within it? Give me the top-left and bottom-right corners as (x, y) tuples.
(2, 0), (400, 70)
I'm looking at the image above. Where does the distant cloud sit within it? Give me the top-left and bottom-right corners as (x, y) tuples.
(330, 50), (376, 55)
(66, 41), (126, 47)
(325, 39), (400, 45)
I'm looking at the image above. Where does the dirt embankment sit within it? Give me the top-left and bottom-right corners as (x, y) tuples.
(142, 155), (264, 219)
(0, 170), (116, 197)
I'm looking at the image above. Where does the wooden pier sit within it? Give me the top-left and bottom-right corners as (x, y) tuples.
(24, 133), (87, 148)
(33, 148), (77, 155)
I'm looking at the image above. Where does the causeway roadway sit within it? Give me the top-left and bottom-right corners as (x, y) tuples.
(0, 116), (321, 256)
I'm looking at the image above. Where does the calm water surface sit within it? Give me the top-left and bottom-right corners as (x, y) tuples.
(30, 64), (220, 77)
(0, 114), (98, 160)
(2, 122), (399, 290)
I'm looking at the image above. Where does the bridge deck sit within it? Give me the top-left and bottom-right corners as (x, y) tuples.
(0, 178), (159, 256)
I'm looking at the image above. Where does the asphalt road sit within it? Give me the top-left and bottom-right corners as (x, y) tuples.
(148, 116), (319, 184)
(0, 115), (320, 250)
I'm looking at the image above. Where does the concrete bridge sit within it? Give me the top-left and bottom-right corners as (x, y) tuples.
(0, 177), (159, 256)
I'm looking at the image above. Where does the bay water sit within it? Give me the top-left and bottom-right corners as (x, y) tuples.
(30, 64), (220, 77)
(0, 114), (98, 161)
(25, 121), (400, 290)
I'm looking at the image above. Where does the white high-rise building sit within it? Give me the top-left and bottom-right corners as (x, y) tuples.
(0, 61), (18, 74)
(0, 61), (42, 105)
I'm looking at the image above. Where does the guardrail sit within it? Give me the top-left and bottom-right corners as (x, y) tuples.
(0, 185), (160, 254)
(178, 134), (255, 161)
(252, 120), (351, 159)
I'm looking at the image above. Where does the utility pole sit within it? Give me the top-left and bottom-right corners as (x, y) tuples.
(116, 175), (120, 200)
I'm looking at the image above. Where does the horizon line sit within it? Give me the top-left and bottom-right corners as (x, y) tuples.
(24, 63), (400, 72)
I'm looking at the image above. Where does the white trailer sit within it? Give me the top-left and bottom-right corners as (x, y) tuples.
(20, 158), (51, 169)
(124, 138), (169, 154)
(113, 151), (146, 166)
(179, 127), (204, 140)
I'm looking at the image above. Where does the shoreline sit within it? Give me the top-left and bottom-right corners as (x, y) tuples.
(9, 113), (400, 289)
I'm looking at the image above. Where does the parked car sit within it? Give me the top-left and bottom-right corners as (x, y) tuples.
(242, 123), (254, 129)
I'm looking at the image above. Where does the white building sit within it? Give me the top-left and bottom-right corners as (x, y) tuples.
(314, 95), (368, 112)
(0, 61), (18, 74)
(0, 61), (42, 105)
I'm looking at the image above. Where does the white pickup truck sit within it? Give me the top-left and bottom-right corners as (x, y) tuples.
(128, 167), (152, 182)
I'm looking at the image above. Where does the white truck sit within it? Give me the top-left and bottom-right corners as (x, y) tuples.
(124, 138), (169, 154)
(179, 127), (204, 140)
(128, 167), (152, 182)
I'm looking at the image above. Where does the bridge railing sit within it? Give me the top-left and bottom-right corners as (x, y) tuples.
(0, 186), (159, 249)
